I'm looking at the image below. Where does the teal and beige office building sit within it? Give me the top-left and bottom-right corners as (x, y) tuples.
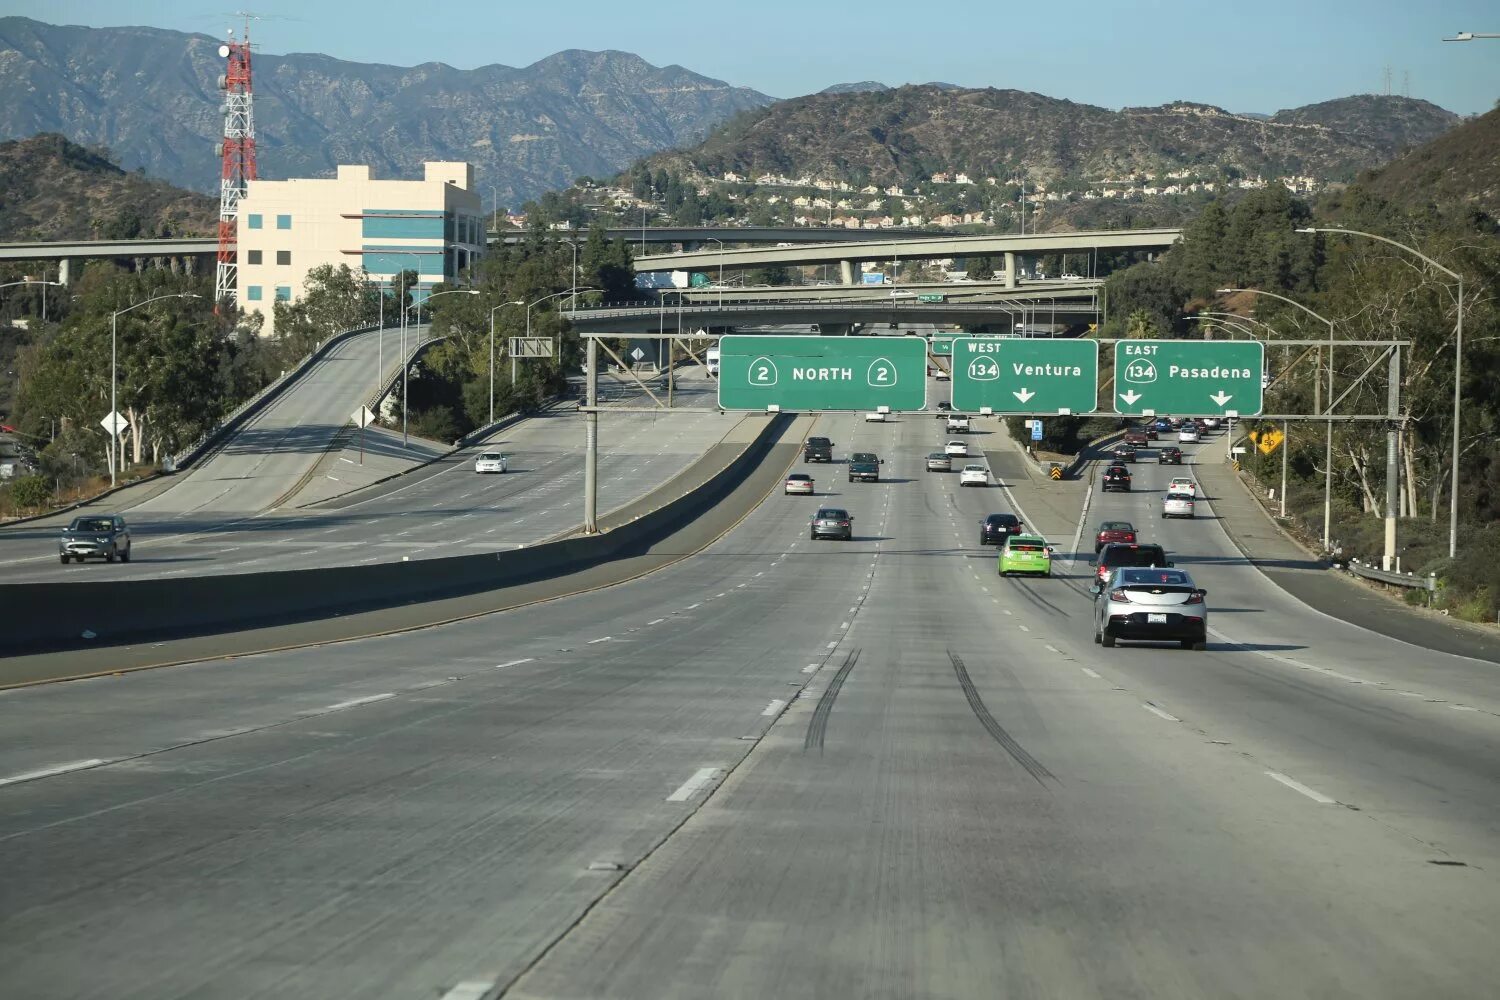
(235, 161), (485, 335)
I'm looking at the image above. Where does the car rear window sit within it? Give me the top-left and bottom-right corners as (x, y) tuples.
(1100, 546), (1168, 568)
(986, 514), (1018, 525)
(808, 437), (830, 446)
(816, 509), (848, 519)
(850, 453), (876, 463)
(1101, 521), (1132, 531)
(72, 518), (114, 531)
(788, 474), (811, 480)
(1010, 543), (1046, 552)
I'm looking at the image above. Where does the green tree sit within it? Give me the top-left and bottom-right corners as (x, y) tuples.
(8, 473), (51, 510)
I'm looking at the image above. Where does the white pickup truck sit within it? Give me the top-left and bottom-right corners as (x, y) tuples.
(946, 414), (971, 433)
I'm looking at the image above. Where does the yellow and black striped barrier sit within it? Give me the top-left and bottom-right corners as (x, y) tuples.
(1049, 465), (1063, 480)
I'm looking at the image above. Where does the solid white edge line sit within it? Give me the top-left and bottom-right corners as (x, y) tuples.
(0, 758), (109, 788)
(666, 766), (721, 802)
(320, 692), (395, 713)
(1264, 770), (1337, 804)
(1143, 703), (1180, 722)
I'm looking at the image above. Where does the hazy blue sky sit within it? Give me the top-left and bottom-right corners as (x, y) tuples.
(10, 0), (1499, 115)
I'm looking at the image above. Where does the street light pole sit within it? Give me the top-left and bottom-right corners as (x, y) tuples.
(107, 292), (200, 485)
(521, 287), (595, 386)
(1218, 287), (1337, 551)
(489, 299), (524, 424)
(1442, 31), (1500, 40)
(1293, 229), (1464, 559)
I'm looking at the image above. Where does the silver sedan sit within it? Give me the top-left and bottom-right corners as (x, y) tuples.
(1161, 491), (1196, 519)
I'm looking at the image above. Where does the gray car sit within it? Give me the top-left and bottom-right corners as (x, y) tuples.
(60, 514), (131, 564)
(809, 507), (854, 541)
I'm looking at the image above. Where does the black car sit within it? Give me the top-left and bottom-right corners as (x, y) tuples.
(1110, 443), (1138, 463)
(810, 507), (854, 540)
(1158, 446), (1183, 465)
(980, 513), (1024, 545)
(804, 436), (834, 462)
(1102, 464), (1132, 492)
(1091, 542), (1172, 587)
(60, 514), (131, 564)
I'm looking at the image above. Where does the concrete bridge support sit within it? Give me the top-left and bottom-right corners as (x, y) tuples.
(839, 260), (856, 286)
(1003, 252), (1017, 289)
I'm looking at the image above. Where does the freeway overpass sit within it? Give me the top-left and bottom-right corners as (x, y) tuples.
(564, 296), (1098, 334)
(636, 227), (1182, 286)
(0, 226), (958, 280)
(672, 278), (1101, 304)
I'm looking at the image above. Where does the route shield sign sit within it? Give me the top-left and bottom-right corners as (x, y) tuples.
(950, 337), (1099, 414)
(717, 335), (926, 411)
(1113, 340), (1264, 416)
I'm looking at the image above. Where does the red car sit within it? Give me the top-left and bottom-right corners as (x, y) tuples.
(1123, 429), (1149, 446)
(1094, 520), (1138, 553)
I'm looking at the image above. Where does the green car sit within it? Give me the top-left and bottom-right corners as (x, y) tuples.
(998, 534), (1052, 577)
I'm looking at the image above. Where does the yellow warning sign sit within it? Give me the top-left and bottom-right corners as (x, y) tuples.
(1256, 428), (1285, 455)
(1050, 465), (1063, 480)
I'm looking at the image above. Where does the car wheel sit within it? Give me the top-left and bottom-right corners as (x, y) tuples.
(1093, 629), (1102, 644)
(1191, 640), (1207, 651)
(60, 554), (70, 564)
(106, 550), (116, 563)
(1101, 631), (1117, 648)
(121, 546), (131, 563)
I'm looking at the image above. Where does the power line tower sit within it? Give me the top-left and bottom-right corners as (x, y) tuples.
(213, 19), (258, 310)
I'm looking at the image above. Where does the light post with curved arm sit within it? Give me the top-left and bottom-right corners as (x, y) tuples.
(488, 299), (525, 423)
(1294, 227), (1465, 558)
(108, 292), (201, 484)
(522, 287), (597, 385)
(399, 287), (478, 446)
(0, 279), (65, 324)
(1219, 287), (1339, 552)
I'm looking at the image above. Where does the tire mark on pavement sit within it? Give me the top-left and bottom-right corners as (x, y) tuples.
(948, 649), (1056, 786)
(804, 648), (861, 752)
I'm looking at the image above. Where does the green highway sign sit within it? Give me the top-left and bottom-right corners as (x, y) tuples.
(717, 335), (927, 411)
(929, 337), (954, 355)
(1113, 340), (1264, 416)
(951, 337), (1099, 414)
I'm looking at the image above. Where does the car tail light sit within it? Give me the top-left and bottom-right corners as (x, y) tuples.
(1109, 589), (1131, 602)
(839, 521), (850, 527)
(1185, 591), (1204, 604)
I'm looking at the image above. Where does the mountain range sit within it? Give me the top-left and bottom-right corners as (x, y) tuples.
(0, 16), (773, 208)
(655, 86), (1459, 188)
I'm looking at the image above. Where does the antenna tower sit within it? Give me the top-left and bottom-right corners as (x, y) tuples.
(214, 18), (258, 309)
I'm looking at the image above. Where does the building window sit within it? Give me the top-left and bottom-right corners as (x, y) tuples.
(246, 285), (263, 301)
(275, 285), (292, 301)
(246, 250), (262, 265)
(276, 250), (291, 266)
(276, 214), (291, 230)
(247, 214), (262, 230)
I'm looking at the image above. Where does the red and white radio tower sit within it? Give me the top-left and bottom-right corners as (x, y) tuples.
(213, 21), (258, 309)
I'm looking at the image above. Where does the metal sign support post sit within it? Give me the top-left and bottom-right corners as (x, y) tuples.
(583, 337), (599, 534)
(1280, 420), (1289, 518)
(1383, 346), (1401, 570)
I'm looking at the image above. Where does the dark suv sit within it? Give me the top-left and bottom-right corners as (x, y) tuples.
(980, 513), (1024, 545)
(60, 514), (131, 564)
(848, 452), (883, 483)
(804, 436), (834, 462)
(1091, 542), (1172, 587)
(1102, 464), (1132, 492)
(1158, 446), (1184, 465)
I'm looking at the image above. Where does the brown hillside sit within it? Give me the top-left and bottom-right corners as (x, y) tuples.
(1356, 107), (1500, 222)
(0, 133), (217, 241)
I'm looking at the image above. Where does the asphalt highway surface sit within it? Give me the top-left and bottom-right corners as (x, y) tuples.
(0, 352), (732, 581)
(2, 405), (1498, 999)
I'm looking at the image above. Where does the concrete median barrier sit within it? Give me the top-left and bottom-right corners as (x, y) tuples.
(0, 413), (796, 664)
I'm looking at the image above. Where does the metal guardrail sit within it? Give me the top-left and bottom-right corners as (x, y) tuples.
(1345, 559), (1437, 592)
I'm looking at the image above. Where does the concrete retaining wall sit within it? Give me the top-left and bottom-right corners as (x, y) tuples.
(2, 413), (791, 654)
